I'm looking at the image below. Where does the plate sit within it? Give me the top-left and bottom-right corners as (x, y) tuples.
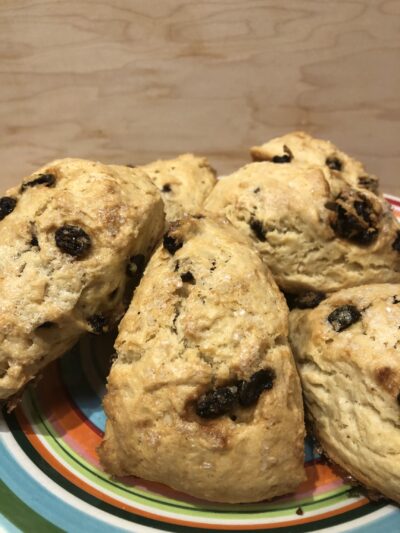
(1, 196), (400, 533)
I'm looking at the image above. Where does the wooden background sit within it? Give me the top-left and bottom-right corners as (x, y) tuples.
(0, 0), (399, 195)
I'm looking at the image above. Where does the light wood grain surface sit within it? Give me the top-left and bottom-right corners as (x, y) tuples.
(0, 0), (399, 195)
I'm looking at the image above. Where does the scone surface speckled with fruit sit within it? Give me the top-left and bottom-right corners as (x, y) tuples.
(99, 216), (305, 503)
(289, 284), (400, 504)
(140, 154), (217, 222)
(250, 131), (379, 194)
(0, 158), (164, 400)
(204, 161), (400, 294)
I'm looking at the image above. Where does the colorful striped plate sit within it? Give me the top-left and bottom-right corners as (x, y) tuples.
(1, 196), (400, 533)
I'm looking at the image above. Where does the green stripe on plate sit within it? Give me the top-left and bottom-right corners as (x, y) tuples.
(0, 479), (62, 533)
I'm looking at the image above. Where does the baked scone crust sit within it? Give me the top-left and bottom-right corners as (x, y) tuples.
(0, 158), (164, 400)
(250, 131), (379, 194)
(204, 162), (400, 293)
(100, 216), (305, 503)
(289, 284), (400, 504)
(140, 154), (217, 222)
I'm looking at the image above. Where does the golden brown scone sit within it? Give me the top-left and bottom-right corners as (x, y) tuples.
(99, 216), (305, 503)
(250, 131), (379, 194)
(204, 162), (400, 294)
(140, 154), (217, 222)
(289, 284), (400, 504)
(0, 158), (164, 400)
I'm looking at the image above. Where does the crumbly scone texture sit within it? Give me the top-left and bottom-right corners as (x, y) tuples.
(0, 158), (165, 400)
(204, 162), (400, 293)
(99, 216), (305, 503)
(140, 154), (217, 223)
(250, 131), (379, 194)
(289, 284), (400, 504)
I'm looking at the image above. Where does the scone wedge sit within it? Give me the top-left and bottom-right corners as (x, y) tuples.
(99, 216), (305, 503)
(140, 154), (217, 223)
(204, 162), (400, 294)
(0, 158), (164, 400)
(289, 284), (400, 504)
(250, 131), (379, 194)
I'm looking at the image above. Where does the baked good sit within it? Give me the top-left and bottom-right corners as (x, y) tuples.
(204, 161), (400, 294)
(289, 284), (400, 504)
(0, 158), (164, 400)
(140, 154), (217, 222)
(99, 216), (305, 503)
(250, 131), (379, 194)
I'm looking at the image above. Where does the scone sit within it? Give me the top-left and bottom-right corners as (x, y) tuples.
(289, 284), (400, 504)
(204, 162), (400, 294)
(250, 131), (379, 194)
(140, 154), (217, 222)
(0, 158), (164, 400)
(99, 216), (305, 503)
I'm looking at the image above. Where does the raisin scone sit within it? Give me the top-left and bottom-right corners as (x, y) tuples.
(139, 154), (217, 223)
(289, 284), (400, 504)
(99, 216), (305, 503)
(204, 162), (400, 294)
(250, 131), (379, 194)
(0, 158), (164, 400)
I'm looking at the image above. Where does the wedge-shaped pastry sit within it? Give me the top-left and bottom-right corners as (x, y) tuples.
(250, 131), (379, 194)
(0, 158), (164, 400)
(140, 154), (217, 222)
(204, 162), (400, 294)
(289, 284), (400, 504)
(100, 216), (305, 503)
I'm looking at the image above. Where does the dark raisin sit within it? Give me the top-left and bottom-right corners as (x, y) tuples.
(326, 157), (343, 171)
(126, 254), (146, 281)
(36, 321), (54, 329)
(180, 271), (196, 284)
(238, 368), (276, 407)
(162, 184), (172, 193)
(163, 233), (183, 255)
(196, 386), (238, 418)
(55, 225), (91, 257)
(126, 164), (136, 168)
(397, 392), (400, 405)
(30, 234), (39, 247)
(329, 190), (379, 245)
(230, 414), (237, 422)
(393, 296), (400, 304)
(249, 218), (266, 242)
(393, 231), (400, 252)
(285, 291), (326, 310)
(296, 507), (304, 516)
(253, 187), (260, 194)
(272, 144), (293, 164)
(21, 173), (56, 192)
(87, 314), (107, 335)
(0, 197), (17, 221)
(210, 260), (217, 272)
(327, 305), (361, 332)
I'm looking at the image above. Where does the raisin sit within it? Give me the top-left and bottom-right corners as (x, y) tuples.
(210, 260), (217, 271)
(327, 305), (361, 332)
(285, 291), (326, 310)
(163, 233), (183, 255)
(126, 254), (146, 282)
(196, 386), (238, 418)
(272, 144), (293, 164)
(162, 184), (172, 193)
(329, 190), (379, 245)
(21, 173), (56, 192)
(249, 218), (267, 242)
(87, 314), (107, 335)
(296, 507), (304, 516)
(180, 271), (196, 284)
(253, 187), (261, 194)
(393, 296), (400, 304)
(326, 157), (343, 171)
(30, 234), (39, 247)
(0, 197), (17, 221)
(238, 368), (276, 407)
(393, 231), (400, 252)
(55, 225), (91, 257)
(358, 175), (378, 193)
(397, 392), (400, 405)
(126, 164), (136, 168)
